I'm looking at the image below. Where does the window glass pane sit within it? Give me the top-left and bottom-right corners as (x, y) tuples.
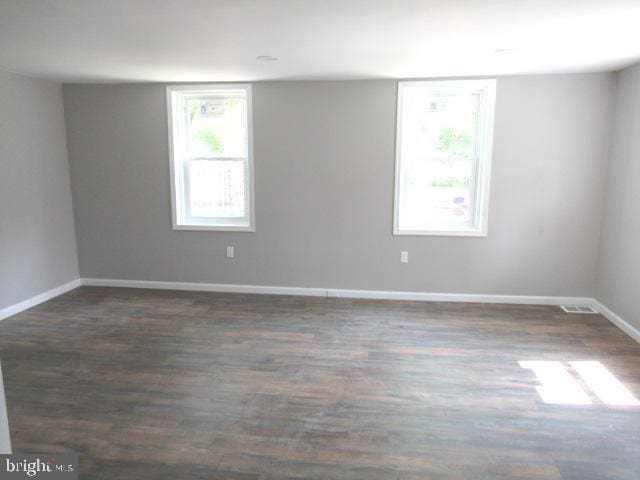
(401, 158), (474, 227)
(188, 159), (245, 218)
(398, 82), (490, 232)
(186, 96), (247, 159)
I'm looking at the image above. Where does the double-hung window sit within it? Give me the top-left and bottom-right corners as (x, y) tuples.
(167, 84), (254, 231)
(394, 80), (496, 236)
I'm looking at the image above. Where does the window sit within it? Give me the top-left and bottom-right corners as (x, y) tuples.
(394, 80), (496, 236)
(167, 84), (254, 231)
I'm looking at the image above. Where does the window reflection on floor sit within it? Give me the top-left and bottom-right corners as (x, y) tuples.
(519, 361), (592, 404)
(519, 360), (640, 406)
(571, 361), (640, 406)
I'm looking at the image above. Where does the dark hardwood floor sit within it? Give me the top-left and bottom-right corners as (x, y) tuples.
(0, 287), (639, 479)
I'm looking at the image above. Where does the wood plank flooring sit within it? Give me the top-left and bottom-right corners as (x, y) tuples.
(0, 287), (639, 479)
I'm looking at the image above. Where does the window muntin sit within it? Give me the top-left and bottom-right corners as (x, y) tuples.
(167, 85), (254, 231)
(394, 80), (496, 236)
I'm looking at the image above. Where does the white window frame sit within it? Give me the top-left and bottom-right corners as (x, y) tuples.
(393, 79), (496, 237)
(167, 84), (255, 232)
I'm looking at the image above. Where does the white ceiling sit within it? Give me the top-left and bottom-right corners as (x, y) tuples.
(1, 0), (639, 83)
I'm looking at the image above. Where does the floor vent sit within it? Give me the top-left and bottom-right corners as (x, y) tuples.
(561, 305), (598, 314)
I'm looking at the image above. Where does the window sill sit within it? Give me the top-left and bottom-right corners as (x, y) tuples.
(173, 223), (255, 232)
(393, 227), (487, 237)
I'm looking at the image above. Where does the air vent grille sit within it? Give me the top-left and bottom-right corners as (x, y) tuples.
(561, 305), (598, 314)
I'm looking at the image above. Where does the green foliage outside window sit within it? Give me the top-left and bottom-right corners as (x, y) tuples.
(427, 177), (469, 188)
(437, 127), (471, 156)
(195, 127), (224, 155)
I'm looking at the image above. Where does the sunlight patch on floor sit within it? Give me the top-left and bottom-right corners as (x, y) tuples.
(519, 361), (592, 405)
(519, 360), (640, 406)
(571, 361), (640, 406)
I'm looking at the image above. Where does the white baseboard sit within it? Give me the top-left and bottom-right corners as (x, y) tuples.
(2, 277), (637, 346)
(0, 279), (82, 322)
(78, 279), (640, 344)
(326, 288), (592, 305)
(81, 277), (591, 306)
(591, 300), (640, 344)
(81, 278), (327, 297)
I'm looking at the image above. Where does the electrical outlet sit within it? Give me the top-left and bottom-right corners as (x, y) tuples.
(400, 251), (408, 263)
(226, 246), (234, 258)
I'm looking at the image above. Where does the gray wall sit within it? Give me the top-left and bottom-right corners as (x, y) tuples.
(0, 70), (79, 309)
(0, 362), (10, 453)
(596, 64), (640, 329)
(64, 74), (615, 296)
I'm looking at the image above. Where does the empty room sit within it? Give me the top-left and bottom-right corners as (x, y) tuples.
(1, 1), (640, 478)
